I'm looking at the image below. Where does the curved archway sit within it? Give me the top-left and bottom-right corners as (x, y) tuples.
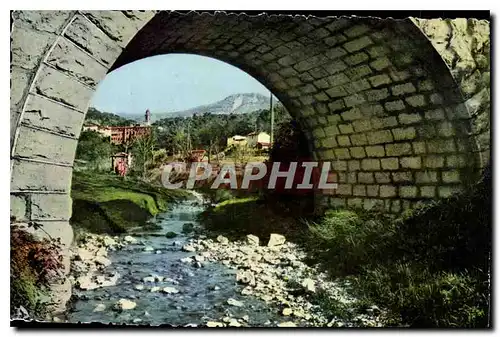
(10, 10), (490, 313)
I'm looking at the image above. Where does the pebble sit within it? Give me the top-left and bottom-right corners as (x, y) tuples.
(227, 298), (244, 307)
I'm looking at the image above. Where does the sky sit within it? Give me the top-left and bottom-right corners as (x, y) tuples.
(90, 54), (271, 116)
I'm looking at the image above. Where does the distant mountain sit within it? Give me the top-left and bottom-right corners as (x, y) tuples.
(120, 93), (273, 122)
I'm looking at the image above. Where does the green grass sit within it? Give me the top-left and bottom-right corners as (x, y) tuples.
(71, 171), (191, 234)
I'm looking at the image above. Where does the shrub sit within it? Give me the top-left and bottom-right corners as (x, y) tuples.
(10, 228), (64, 318)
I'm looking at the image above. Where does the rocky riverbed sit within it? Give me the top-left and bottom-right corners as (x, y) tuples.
(65, 194), (383, 327)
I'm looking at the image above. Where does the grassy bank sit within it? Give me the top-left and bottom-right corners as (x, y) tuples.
(199, 168), (491, 328)
(70, 171), (191, 234)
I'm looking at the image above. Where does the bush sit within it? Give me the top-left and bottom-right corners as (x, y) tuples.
(10, 229), (63, 318)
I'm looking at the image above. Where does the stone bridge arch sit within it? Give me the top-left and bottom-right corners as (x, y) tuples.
(10, 11), (490, 262)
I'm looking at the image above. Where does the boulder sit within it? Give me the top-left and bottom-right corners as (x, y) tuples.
(246, 234), (260, 246)
(236, 270), (256, 286)
(76, 275), (99, 290)
(267, 233), (286, 247)
(162, 287), (179, 294)
(227, 298), (244, 307)
(102, 236), (117, 247)
(282, 308), (293, 316)
(216, 235), (229, 244)
(93, 304), (106, 312)
(124, 235), (137, 244)
(182, 223), (195, 233)
(182, 245), (196, 252)
(113, 299), (137, 311)
(277, 321), (296, 327)
(165, 232), (178, 238)
(206, 321), (224, 327)
(301, 278), (316, 293)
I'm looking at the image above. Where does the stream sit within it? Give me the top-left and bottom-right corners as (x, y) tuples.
(67, 192), (295, 327)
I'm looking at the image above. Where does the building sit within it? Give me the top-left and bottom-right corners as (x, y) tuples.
(82, 123), (112, 138)
(246, 131), (271, 149)
(109, 126), (151, 145)
(144, 109), (151, 126)
(227, 135), (248, 147)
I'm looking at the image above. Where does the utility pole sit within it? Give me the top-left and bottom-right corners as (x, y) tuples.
(270, 92), (274, 146)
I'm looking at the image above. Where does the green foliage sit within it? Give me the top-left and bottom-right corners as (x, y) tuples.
(86, 107), (136, 126)
(304, 166), (492, 327)
(70, 171), (190, 234)
(10, 229), (63, 318)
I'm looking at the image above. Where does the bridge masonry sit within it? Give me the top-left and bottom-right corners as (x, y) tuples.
(10, 11), (490, 313)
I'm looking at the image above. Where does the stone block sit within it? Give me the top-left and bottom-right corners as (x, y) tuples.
(426, 139), (456, 153)
(423, 155), (445, 168)
(391, 83), (416, 96)
(369, 74), (391, 88)
(11, 24), (57, 70)
(343, 79), (371, 94)
(392, 172), (413, 183)
(400, 156), (422, 169)
(335, 148), (351, 160)
(11, 159), (72, 192)
(332, 160), (348, 171)
(30, 194), (72, 220)
(350, 147), (366, 159)
(47, 36), (108, 88)
(82, 10), (155, 47)
(442, 170), (461, 183)
(381, 157), (399, 170)
(399, 113), (423, 125)
(352, 120), (372, 133)
(328, 99), (346, 112)
(412, 141), (427, 154)
(14, 126), (78, 166)
(64, 15), (122, 67)
(370, 57), (392, 71)
(20, 220), (73, 248)
(366, 88), (389, 101)
(350, 134), (368, 146)
(345, 64), (373, 80)
(399, 186), (418, 198)
(446, 155), (467, 168)
(22, 94), (85, 138)
(10, 194), (27, 221)
(336, 184), (352, 196)
(343, 36), (373, 53)
(385, 143), (412, 156)
(326, 85), (348, 98)
(361, 158), (380, 171)
(348, 160), (360, 171)
(341, 108), (363, 121)
(380, 185), (397, 197)
(337, 135), (351, 147)
(10, 66), (32, 111)
(367, 130), (393, 144)
(347, 198), (363, 208)
(344, 52), (369, 66)
(353, 185), (366, 196)
(420, 186), (436, 198)
(437, 121), (456, 137)
(358, 172), (374, 184)
(375, 172), (391, 183)
(392, 127), (416, 141)
(338, 123), (354, 134)
(424, 108), (446, 120)
(363, 198), (384, 211)
(385, 100), (406, 112)
(344, 94), (366, 108)
(415, 171), (439, 184)
(33, 65), (94, 112)
(405, 95), (426, 107)
(438, 186), (462, 198)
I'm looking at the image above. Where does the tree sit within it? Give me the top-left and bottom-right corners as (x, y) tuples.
(132, 131), (157, 180)
(75, 130), (113, 170)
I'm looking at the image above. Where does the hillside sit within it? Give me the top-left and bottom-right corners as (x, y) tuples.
(85, 107), (136, 126)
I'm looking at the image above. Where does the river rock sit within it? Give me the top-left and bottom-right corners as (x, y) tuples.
(236, 270), (256, 286)
(182, 223), (195, 233)
(180, 257), (193, 264)
(150, 286), (161, 292)
(194, 255), (204, 262)
(124, 235), (137, 244)
(156, 250), (162, 254)
(143, 246), (154, 252)
(277, 321), (296, 327)
(162, 287), (179, 294)
(135, 284), (145, 291)
(246, 234), (260, 246)
(113, 299), (137, 311)
(216, 235), (229, 244)
(242, 315), (249, 322)
(182, 245), (196, 252)
(301, 278), (316, 293)
(75, 248), (93, 261)
(206, 321), (224, 327)
(165, 232), (178, 238)
(102, 236), (117, 247)
(132, 318), (142, 324)
(143, 276), (156, 283)
(227, 298), (244, 307)
(282, 308), (293, 316)
(76, 275), (99, 290)
(93, 303), (106, 312)
(228, 319), (242, 327)
(267, 234), (286, 247)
